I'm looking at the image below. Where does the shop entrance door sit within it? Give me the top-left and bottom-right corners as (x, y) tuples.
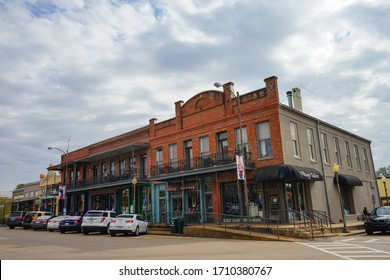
(268, 194), (280, 219)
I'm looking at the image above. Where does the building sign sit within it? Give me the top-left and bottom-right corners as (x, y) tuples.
(166, 184), (197, 192)
(298, 170), (321, 180)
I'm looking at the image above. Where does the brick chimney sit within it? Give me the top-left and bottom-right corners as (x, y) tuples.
(175, 100), (184, 130)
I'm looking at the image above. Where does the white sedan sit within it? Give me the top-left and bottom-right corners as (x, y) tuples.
(108, 214), (149, 236)
(47, 215), (70, 232)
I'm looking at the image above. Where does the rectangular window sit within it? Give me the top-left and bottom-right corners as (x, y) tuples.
(110, 161), (115, 175)
(199, 136), (210, 157)
(168, 144), (178, 170)
(306, 128), (316, 161)
(320, 133), (330, 164)
(119, 160), (126, 176)
(333, 137), (342, 166)
(155, 148), (163, 175)
(290, 122), (300, 158)
(362, 147), (370, 172)
(257, 121), (273, 158)
(235, 127), (249, 159)
(344, 141), (352, 168)
(354, 144), (362, 170)
(101, 163), (107, 176)
(217, 132), (229, 160)
(184, 140), (193, 169)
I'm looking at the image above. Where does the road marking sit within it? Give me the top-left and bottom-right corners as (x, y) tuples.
(297, 241), (390, 260)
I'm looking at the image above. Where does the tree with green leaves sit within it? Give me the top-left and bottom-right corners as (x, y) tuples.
(376, 166), (390, 177)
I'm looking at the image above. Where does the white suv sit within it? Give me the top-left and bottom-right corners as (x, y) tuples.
(81, 210), (116, 235)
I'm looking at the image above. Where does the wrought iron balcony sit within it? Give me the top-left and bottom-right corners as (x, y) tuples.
(150, 150), (254, 177)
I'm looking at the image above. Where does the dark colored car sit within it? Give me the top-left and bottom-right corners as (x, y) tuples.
(6, 211), (28, 229)
(364, 206), (390, 235)
(23, 211), (53, 229)
(59, 216), (83, 233)
(31, 215), (56, 231)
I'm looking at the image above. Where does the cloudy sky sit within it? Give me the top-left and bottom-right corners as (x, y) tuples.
(0, 0), (389, 192)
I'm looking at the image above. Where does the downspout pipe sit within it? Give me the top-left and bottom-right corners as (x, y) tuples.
(316, 120), (332, 222)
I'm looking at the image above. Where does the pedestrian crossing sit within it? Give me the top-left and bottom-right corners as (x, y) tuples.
(298, 241), (390, 260)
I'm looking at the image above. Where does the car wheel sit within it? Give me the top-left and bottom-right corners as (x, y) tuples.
(23, 226), (29, 230)
(145, 226), (149, 234)
(83, 230), (89, 235)
(49, 229), (54, 232)
(366, 230), (373, 235)
(60, 230), (65, 234)
(8, 226), (15, 229)
(110, 232), (116, 237)
(134, 226), (139, 236)
(33, 228), (37, 231)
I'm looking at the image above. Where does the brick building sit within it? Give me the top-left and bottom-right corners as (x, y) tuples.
(49, 75), (380, 224)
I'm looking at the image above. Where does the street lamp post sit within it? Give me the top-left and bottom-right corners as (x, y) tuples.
(132, 177), (138, 214)
(214, 82), (249, 218)
(52, 189), (58, 215)
(332, 163), (349, 233)
(48, 139), (69, 215)
(381, 175), (389, 206)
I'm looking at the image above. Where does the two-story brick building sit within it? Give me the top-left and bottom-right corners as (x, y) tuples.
(49, 75), (380, 224)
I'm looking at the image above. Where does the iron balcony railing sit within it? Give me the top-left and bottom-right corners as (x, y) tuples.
(150, 150), (254, 177)
(178, 211), (280, 238)
(70, 168), (147, 188)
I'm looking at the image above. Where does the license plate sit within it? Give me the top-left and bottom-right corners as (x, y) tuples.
(65, 223), (69, 225)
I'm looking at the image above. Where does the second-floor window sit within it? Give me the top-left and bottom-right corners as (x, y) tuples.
(217, 132), (228, 160)
(306, 128), (316, 161)
(199, 136), (210, 158)
(290, 122), (300, 158)
(362, 147), (370, 172)
(110, 161), (115, 175)
(257, 121), (272, 158)
(320, 133), (330, 164)
(155, 148), (163, 167)
(344, 141), (352, 168)
(354, 144), (362, 170)
(119, 160), (126, 176)
(169, 144), (178, 168)
(235, 127), (249, 159)
(184, 140), (193, 168)
(334, 137), (342, 166)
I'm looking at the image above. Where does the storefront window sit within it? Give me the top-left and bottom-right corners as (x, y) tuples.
(223, 183), (240, 215)
(121, 189), (129, 214)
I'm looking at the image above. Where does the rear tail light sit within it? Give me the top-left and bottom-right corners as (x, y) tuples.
(74, 221), (79, 225)
(100, 218), (106, 223)
(125, 219), (134, 223)
(18, 216), (23, 221)
(111, 219), (116, 223)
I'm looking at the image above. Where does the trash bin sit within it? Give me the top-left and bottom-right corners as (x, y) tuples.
(177, 217), (184, 234)
(171, 218), (178, 233)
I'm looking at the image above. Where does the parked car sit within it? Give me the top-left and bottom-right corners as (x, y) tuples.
(81, 210), (116, 235)
(6, 211), (28, 229)
(47, 215), (71, 232)
(364, 206), (390, 235)
(31, 215), (56, 231)
(23, 211), (53, 230)
(109, 214), (149, 236)
(59, 216), (83, 233)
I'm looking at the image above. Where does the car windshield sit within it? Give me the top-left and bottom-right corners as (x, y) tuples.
(376, 207), (390, 216)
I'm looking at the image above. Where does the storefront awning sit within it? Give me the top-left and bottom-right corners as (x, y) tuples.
(253, 164), (323, 182)
(334, 174), (363, 186)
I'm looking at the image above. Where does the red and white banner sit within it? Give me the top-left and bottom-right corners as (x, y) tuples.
(236, 155), (245, 180)
(59, 185), (66, 200)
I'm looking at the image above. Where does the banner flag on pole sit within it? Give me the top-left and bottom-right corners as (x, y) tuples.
(236, 155), (245, 180)
(59, 185), (66, 200)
